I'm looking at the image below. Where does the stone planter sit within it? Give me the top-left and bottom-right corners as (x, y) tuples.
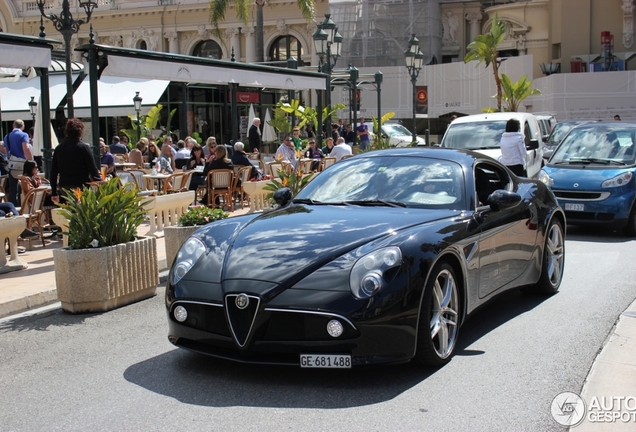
(141, 191), (195, 238)
(164, 225), (200, 268)
(53, 236), (159, 313)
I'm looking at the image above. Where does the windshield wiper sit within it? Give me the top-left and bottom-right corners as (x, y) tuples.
(344, 199), (406, 208)
(292, 198), (325, 205)
(566, 158), (626, 165)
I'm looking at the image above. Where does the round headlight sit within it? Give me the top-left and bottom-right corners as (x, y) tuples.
(327, 320), (344, 338)
(360, 272), (383, 297)
(170, 237), (206, 285)
(350, 247), (402, 299)
(173, 305), (188, 322)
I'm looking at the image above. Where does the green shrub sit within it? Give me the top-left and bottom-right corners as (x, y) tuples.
(178, 206), (229, 227)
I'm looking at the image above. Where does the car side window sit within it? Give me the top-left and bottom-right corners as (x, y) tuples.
(523, 122), (531, 146)
(474, 162), (511, 206)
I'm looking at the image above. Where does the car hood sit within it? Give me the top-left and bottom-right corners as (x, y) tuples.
(390, 135), (426, 147)
(470, 148), (503, 161)
(188, 205), (459, 288)
(544, 165), (634, 189)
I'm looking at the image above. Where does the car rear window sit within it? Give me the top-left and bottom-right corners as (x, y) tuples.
(442, 121), (507, 150)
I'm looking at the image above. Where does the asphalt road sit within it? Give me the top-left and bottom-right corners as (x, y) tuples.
(1, 225), (635, 432)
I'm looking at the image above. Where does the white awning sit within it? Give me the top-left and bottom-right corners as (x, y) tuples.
(0, 74), (71, 121)
(103, 55), (326, 90)
(72, 76), (170, 118)
(0, 44), (51, 68)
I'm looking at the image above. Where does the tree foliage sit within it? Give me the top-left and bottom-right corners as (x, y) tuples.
(464, 13), (507, 111)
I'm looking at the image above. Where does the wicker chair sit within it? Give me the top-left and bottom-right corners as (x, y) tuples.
(321, 157), (336, 171)
(206, 169), (234, 210)
(0, 174), (8, 202)
(234, 166), (253, 210)
(19, 186), (48, 250)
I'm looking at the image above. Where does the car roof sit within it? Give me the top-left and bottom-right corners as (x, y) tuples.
(449, 112), (536, 124)
(567, 121), (636, 129)
(357, 147), (495, 166)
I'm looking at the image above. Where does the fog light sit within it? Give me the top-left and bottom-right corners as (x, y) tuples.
(327, 320), (344, 338)
(174, 305), (188, 322)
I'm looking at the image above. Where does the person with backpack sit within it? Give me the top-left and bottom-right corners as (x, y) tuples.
(4, 119), (33, 205)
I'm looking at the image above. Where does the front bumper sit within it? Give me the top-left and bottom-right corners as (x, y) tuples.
(553, 189), (635, 228)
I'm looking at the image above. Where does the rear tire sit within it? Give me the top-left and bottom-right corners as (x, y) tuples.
(532, 219), (565, 295)
(413, 262), (460, 367)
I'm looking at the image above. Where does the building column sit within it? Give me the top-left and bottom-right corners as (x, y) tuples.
(246, 27), (256, 63)
(623, 0), (635, 49)
(466, 12), (483, 42)
(164, 31), (179, 54)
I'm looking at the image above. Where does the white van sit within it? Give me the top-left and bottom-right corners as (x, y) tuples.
(440, 112), (544, 178)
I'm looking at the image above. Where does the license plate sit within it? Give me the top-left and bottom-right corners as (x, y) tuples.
(565, 203), (585, 211)
(300, 354), (352, 368)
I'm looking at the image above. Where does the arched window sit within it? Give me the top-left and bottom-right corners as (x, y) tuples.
(193, 40), (223, 59)
(269, 35), (304, 65)
(139, 40), (147, 50)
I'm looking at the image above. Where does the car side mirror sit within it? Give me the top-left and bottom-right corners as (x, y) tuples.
(273, 187), (292, 207)
(487, 189), (522, 211)
(543, 149), (554, 160)
(526, 139), (540, 150)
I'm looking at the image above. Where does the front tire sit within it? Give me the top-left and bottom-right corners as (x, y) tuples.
(413, 262), (460, 367)
(623, 203), (636, 236)
(534, 219), (565, 294)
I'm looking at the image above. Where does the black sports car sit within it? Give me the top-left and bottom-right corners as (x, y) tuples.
(166, 148), (566, 368)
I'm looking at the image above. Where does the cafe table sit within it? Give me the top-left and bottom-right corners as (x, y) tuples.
(142, 172), (172, 191)
(115, 162), (138, 170)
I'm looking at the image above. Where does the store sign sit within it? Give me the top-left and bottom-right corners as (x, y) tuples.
(228, 91), (260, 103)
(416, 86), (428, 114)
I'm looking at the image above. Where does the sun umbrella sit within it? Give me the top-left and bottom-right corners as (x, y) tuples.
(262, 108), (277, 142)
(32, 95), (59, 156)
(248, 103), (256, 128)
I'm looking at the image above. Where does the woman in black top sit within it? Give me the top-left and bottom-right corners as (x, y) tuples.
(146, 142), (160, 166)
(201, 145), (234, 205)
(188, 144), (206, 190)
(50, 119), (101, 204)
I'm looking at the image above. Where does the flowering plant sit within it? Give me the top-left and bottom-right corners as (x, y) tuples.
(262, 167), (313, 200)
(178, 206), (229, 227)
(57, 178), (148, 250)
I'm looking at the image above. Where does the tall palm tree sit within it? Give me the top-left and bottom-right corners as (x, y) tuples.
(209, 0), (315, 63)
(464, 13), (506, 111)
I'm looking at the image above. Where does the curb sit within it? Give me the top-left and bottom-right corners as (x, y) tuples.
(0, 268), (170, 320)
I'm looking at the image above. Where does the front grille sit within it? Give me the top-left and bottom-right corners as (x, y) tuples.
(553, 190), (609, 201)
(171, 301), (230, 337)
(264, 310), (358, 341)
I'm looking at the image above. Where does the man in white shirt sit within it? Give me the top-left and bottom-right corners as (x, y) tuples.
(174, 140), (191, 160)
(275, 135), (298, 168)
(329, 137), (353, 162)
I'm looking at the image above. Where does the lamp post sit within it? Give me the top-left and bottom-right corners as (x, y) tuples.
(133, 91), (142, 143)
(404, 34), (424, 143)
(35, 0), (98, 119)
(313, 14), (342, 142)
(28, 96), (38, 125)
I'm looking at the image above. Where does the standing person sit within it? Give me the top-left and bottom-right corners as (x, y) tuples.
(331, 123), (340, 141)
(248, 117), (262, 152)
(344, 124), (356, 145)
(356, 117), (370, 151)
(500, 118), (527, 177)
(305, 123), (316, 139)
(4, 119), (33, 205)
(337, 118), (346, 137)
(50, 119), (101, 204)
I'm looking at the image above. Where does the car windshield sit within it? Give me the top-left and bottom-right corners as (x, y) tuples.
(441, 121), (506, 150)
(296, 156), (466, 209)
(547, 122), (589, 145)
(383, 124), (412, 136)
(550, 126), (636, 165)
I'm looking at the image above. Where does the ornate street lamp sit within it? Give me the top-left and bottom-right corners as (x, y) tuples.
(404, 34), (424, 143)
(313, 14), (343, 141)
(28, 96), (38, 124)
(35, 0), (98, 119)
(133, 91), (143, 143)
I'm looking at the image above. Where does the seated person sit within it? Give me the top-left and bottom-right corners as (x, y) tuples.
(231, 141), (259, 179)
(20, 161), (54, 207)
(100, 143), (116, 175)
(303, 139), (324, 171)
(475, 168), (493, 206)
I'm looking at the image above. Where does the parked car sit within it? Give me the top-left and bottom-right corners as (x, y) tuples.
(536, 115), (558, 142)
(167, 148), (566, 368)
(543, 119), (596, 160)
(365, 121), (426, 147)
(440, 112), (544, 178)
(539, 122), (636, 235)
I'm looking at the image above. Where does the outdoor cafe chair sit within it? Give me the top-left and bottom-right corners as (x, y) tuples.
(162, 172), (187, 194)
(234, 166), (253, 210)
(206, 169), (234, 210)
(18, 186), (48, 250)
(321, 157), (336, 171)
(299, 159), (315, 173)
(0, 174), (8, 202)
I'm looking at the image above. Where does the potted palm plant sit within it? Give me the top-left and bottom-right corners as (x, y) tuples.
(52, 178), (158, 313)
(164, 206), (229, 267)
